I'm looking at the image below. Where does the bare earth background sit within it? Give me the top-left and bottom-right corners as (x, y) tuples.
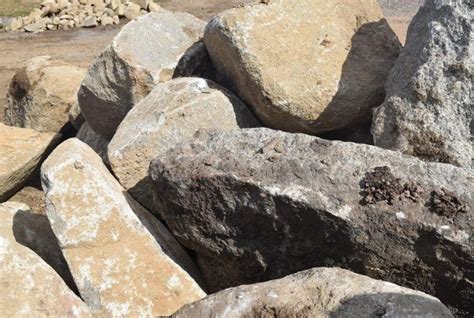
(0, 0), (422, 123)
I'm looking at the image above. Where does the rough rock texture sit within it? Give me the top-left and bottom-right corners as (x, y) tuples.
(68, 102), (85, 130)
(150, 128), (473, 316)
(78, 11), (206, 139)
(0, 124), (57, 202)
(108, 77), (259, 213)
(372, 0), (473, 167)
(5, 56), (86, 133)
(5, 194), (77, 292)
(173, 267), (453, 318)
(76, 121), (109, 162)
(204, 0), (401, 135)
(41, 139), (205, 317)
(0, 202), (90, 317)
(174, 41), (217, 81)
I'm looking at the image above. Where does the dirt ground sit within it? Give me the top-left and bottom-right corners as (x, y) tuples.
(0, 0), (415, 123)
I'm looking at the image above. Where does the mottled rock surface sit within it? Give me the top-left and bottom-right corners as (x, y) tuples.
(78, 11), (206, 139)
(0, 202), (90, 317)
(76, 121), (109, 162)
(372, 0), (473, 167)
(173, 267), (453, 318)
(0, 124), (57, 201)
(5, 56), (86, 133)
(204, 0), (401, 135)
(41, 138), (205, 317)
(150, 128), (473, 315)
(108, 77), (259, 213)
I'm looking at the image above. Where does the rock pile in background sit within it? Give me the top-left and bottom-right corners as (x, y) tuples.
(6, 0), (162, 33)
(1, 0), (472, 316)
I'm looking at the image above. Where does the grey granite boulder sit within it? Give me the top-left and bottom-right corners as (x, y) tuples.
(150, 128), (473, 316)
(108, 77), (259, 214)
(173, 267), (453, 318)
(372, 0), (473, 167)
(78, 11), (206, 140)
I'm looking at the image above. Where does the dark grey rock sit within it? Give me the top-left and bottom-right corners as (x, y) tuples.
(372, 0), (473, 167)
(150, 128), (473, 316)
(173, 267), (453, 318)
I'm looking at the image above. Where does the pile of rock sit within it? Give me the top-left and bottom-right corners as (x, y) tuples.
(1, 0), (472, 317)
(6, 0), (161, 32)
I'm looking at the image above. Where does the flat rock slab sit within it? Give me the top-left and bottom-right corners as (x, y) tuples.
(0, 202), (90, 317)
(150, 128), (473, 316)
(0, 123), (57, 201)
(41, 138), (206, 317)
(173, 267), (453, 317)
(79, 11), (206, 139)
(5, 55), (86, 134)
(372, 0), (473, 167)
(108, 77), (259, 213)
(204, 0), (401, 135)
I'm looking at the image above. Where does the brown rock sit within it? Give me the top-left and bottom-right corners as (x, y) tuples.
(41, 138), (206, 316)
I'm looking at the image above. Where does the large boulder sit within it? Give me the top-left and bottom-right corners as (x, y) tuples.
(150, 128), (473, 316)
(0, 202), (90, 317)
(204, 0), (401, 135)
(5, 56), (86, 133)
(0, 124), (57, 201)
(173, 267), (453, 318)
(78, 11), (206, 140)
(108, 77), (259, 213)
(372, 0), (473, 167)
(41, 139), (205, 317)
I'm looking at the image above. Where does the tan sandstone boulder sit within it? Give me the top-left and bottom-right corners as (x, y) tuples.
(173, 267), (453, 318)
(108, 77), (259, 213)
(204, 0), (401, 135)
(78, 11), (206, 139)
(0, 124), (57, 201)
(0, 202), (90, 317)
(41, 138), (206, 317)
(5, 56), (86, 133)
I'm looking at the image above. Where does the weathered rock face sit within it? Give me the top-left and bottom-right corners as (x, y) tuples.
(173, 41), (217, 81)
(41, 139), (205, 317)
(204, 0), (401, 135)
(173, 267), (453, 318)
(108, 77), (259, 213)
(372, 0), (473, 167)
(150, 128), (473, 316)
(5, 56), (86, 133)
(5, 195), (77, 292)
(78, 11), (206, 139)
(0, 202), (90, 317)
(76, 121), (109, 162)
(0, 124), (57, 201)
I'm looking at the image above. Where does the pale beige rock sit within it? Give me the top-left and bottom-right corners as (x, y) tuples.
(0, 202), (90, 317)
(79, 11), (206, 139)
(173, 267), (453, 318)
(148, 1), (161, 12)
(204, 0), (401, 135)
(76, 121), (109, 161)
(108, 77), (259, 213)
(124, 2), (141, 19)
(131, 0), (149, 10)
(41, 138), (206, 317)
(5, 56), (86, 133)
(0, 124), (57, 202)
(68, 101), (85, 130)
